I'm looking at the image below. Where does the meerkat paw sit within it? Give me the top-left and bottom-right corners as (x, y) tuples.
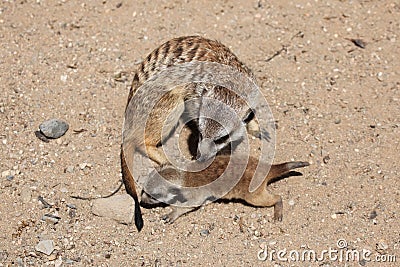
(273, 199), (283, 222)
(253, 128), (271, 141)
(161, 211), (181, 224)
(161, 207), (193, 223)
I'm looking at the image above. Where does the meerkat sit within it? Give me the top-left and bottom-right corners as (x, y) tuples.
(140, 156), (309, 223)
(122, 36), (265, 231)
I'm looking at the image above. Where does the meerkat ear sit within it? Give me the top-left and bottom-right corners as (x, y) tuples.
(243, 109), (255, 123)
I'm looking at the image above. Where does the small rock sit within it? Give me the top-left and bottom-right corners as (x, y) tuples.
(369, 210), (378, 220)
(288, 199), (295, 206)
(41, 214), (61, 224)
(60, 74), (68, 82)
(39, 119), (69, 139)
(376, 240), (388, 251)
(331, 214), (337, 219)
(334, 118), (341, 124)
(35, 130), (50, 142)
(0, 251), (8, 261)
(66, 203), (76, 209)
(200, 229), (210, 237)
(91, 194), (134, 224)
(35, 240), (55, 256)
(65, 166), (74, 173)
(16, 257), (24, 267)
(54, 257), (63, 267)
(79, 163), (87, 170)
(349, 38), (366, 49)
(48, 253), (57, 261)
(1, 170), (11, 178)
(60, 187), (68, 193)
(20, 188), (32, 204)
(377, 72), (384, 82)
(64, 258), (75, 264)
(359, 258), (367, 266)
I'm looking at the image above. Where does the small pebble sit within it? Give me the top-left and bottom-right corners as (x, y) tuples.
(60, 75), (68, 82)
(349, 38), (366, 49)
(48, 253), (57, 261)
(65, 166), (74, 173)
(377, 72), (384, 82)
(54, 257), (63, 267)
(376, 240), (388, 251)
(41, 214), (61, 224)
(91, 194), (134, 224)
(60, 187), (68, 193)
(359, 258), (367, 266)
(35, 240), (55, 255)
(16, 257), (23, 267)
(79, 163), (87, 170)
(1, 170), (11, 178)
(369, 210), (378, 220)
(39, 119), (69, 139)
(0, 251), (8, 261)
(200, 229), (210, 237)
(288, 199), (295, 206)
(66, 203), (76, 209)
(20, 188), (32, 204)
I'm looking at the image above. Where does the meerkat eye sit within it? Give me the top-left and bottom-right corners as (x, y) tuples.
(243, 109), (255, 123)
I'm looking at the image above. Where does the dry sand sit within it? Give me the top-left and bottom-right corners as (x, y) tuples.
(0, 0), (399, 266)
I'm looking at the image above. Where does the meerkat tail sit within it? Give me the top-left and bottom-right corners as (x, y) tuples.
(282, 161), (310, 171)
(266, 161), (310, 183)
(120, 145), (143, 232)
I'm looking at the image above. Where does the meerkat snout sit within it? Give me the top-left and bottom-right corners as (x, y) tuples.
(196, 138), (217, 162)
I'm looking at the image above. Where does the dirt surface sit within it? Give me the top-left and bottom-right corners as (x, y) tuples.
(1, 0), (399, 266)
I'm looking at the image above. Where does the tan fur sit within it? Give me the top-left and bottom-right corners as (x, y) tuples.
(140, 156), (309, 223)
(122, 36), (264, 231)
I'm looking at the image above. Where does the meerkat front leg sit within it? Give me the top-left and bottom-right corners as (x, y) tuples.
(246, 119), (270, 141)
(145, 145), (169, 166)
(244, 192), (283, 221)
(144, 89), (186, 166)
(162, 206), (196, 223)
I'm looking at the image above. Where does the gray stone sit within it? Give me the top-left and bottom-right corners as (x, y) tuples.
(91, 194), (134, 224)
(39, 119), (69, 139)
(35, 240), (55, 256)
(200, 229), (210, 237)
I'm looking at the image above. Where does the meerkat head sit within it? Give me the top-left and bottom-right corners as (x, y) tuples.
(196, 86), (254, 162)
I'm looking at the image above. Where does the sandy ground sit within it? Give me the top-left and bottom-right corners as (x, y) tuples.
(0, 0), (399, 266)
